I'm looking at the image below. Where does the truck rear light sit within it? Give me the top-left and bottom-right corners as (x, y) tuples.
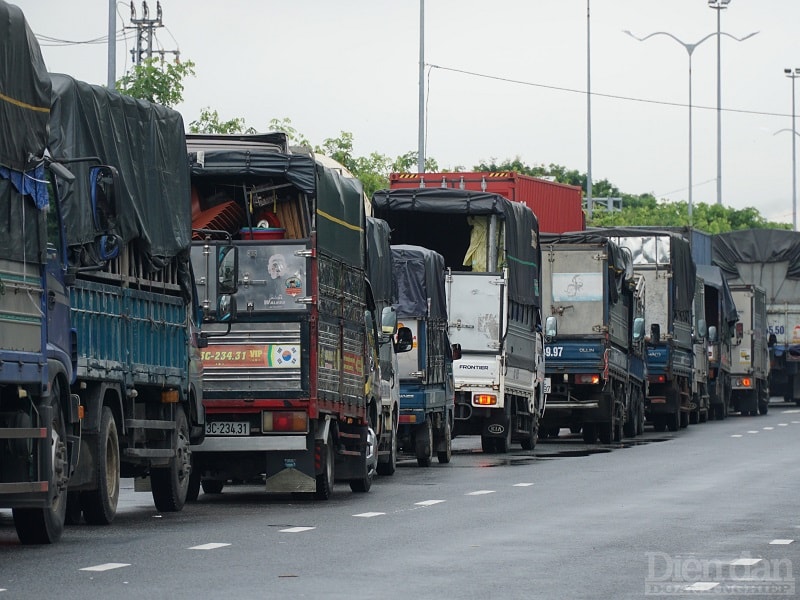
(738, 377), (752, 388)
(262, 411), (308, 433)
(474, 394), (497, 405)
(575, 374), (600, 385)
(161, 389), (179, 403)
(648, 374), (666, 384)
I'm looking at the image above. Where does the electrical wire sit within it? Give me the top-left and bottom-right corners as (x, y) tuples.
(428, 63), (791, 119)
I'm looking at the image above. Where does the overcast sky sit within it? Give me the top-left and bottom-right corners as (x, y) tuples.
(15, 1), (800, 225)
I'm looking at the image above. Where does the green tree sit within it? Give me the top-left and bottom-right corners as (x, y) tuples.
(115, 57), (195, 108)
(189, 107), (255, 134)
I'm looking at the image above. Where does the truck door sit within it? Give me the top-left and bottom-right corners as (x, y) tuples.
(44, 193), (71, 363)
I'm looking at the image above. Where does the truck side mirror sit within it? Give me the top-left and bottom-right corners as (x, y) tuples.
(545, 316), (557, 340)
(217, 294), (237, 322)
(89, 165), (118, 232)
(395, 326), (413, 353)
(451, 343), (462, 361)
(381, 305), (398, 337)
(217, 244), (238, 294)
(697, 318), (707, 340)
(708, 325), (718, 343)
(632, 317), (645, 342)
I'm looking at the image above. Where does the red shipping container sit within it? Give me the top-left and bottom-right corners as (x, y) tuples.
(388, 171), (585, 233)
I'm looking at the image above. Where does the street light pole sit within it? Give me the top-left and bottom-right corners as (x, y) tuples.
(709, 0), (731, 206)
(785, 68), (800, 231)
(417, 0), (425, 174)
(623, 28), (755, 224)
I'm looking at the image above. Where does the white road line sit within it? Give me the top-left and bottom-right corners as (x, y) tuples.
(684, 582), (719, 591)
(280, 526), (316, 533)
(80, 563), (131, 572)
(730, 558), (762, 566)
(731, 434), (743, 438)
(353, 512), (385, 518)
(415, 500), (445, 506)
(513, 483), (534, 487)
(747, 430), (760, 434)
(792, 421), (800, 424)
(779, 423), (789, 426)
(188, 543), (231, 550)
(763, 427), (775, 430)
(466, 490), (495, 496)
(770, 539), (794, 545)
(782, 409), (800, 414)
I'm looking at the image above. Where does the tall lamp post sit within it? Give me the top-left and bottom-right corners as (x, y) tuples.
(624, 29), (756, 224)
(785, 68), (800, 231)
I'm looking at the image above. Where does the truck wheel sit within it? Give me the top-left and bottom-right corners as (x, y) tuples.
(667, 411), (680, 432)
(377, 413), (398, 476)
(481, 435), (496, 454)
(437, 418), (452, 464)
(201, 479), (224, 495)
(415, 418), (433, 467)
(186, 466), (201, 502)
(12, 386), (69, 544)
(758, 401), (769, 415)
(520, 415), (538, 451)
(582, 423), (597, 444)
(80, 406), (120, 525)
(636, 400), (645, 436)
(151, 405), (191, 512)
(652, 416), (667, 433)
(65, 492), (82, 525)
(314, 431), (334, 500)
(350, 427), (375, 493)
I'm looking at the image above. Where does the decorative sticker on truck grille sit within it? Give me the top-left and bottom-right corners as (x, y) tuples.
(201, 344), (300, 368)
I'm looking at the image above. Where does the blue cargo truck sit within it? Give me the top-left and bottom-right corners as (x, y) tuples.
(391, 245), (457, 466)
(0, 2), (202, 543)
(539, 232), (646, 443)
(602, 228), (697, 432)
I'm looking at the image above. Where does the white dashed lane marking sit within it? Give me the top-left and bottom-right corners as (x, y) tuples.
(188, 543), (231, 550)
(280, 526), (315, 533)
(415, 500), (445, 506)
(353, 512), (385, 518)
(763, 427), (775, 430)
(731, 434), (743, 438)
(770, 539), (794, 545)
(747, 431), (759, 434)
(513, 483), (534, 487)
(466, 490), (495, 496)
(80, 563), (131, 572)
(779, 423), (789, 426)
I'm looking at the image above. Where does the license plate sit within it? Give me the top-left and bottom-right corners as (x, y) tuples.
(543, 378), (552, 394)
(206, 421), (250, 436)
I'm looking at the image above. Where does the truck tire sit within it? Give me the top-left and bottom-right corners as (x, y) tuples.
(481, 435), (495, 453)
(349, 427), (374, 493)
(314, 431), (334, 500)
(520, 415), (538, 451)
(667, 411), (680, 432)
(436, 418), (452, 464)
(150, 405), (191, 512)
(186, 467), (201, 502)
(201, 479), (224, 495)
(652, 416), (667, 433)
(65, 492), (82, 525)
(636, 399), (645, 436)
(680, 410), (689, 429)
(582, 423), (597, 444)
(12, 386), (69, 544)
(415, 418), (433, 467)
(377, 412), (398, 476)
(81, 406), (120, 525)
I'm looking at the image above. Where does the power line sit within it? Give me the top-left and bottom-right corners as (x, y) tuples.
(428, 63), (790, 119)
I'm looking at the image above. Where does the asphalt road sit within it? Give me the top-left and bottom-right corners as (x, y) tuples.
(2, 400), (799, 599)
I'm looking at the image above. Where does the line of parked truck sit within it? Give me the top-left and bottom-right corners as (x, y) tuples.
(3, 1), (800, 546)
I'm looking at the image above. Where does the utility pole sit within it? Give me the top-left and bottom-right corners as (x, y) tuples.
(107, 0), (116, 88)
(127, 1), (173, 65)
